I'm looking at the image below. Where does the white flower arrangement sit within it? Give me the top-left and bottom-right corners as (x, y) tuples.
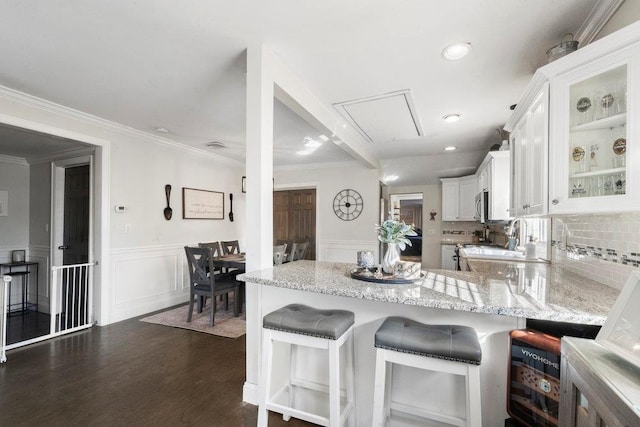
(375, 219), (417, 251)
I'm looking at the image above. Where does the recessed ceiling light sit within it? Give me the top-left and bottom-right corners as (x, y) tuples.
(155, 127), (170, 133)
(441, 42), (472, 60)
(443, 114), (461, 123)
(444, 146), (457, 151)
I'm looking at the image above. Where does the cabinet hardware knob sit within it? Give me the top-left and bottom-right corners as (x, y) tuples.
(552, 199), (559, 205)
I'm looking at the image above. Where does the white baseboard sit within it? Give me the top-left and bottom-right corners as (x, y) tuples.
(243, 381), (259, 405)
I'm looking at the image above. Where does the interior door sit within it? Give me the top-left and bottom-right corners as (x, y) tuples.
(60, 165), (90, 327)
(62, 165), (90, 264)
(273, 189), (316, 260)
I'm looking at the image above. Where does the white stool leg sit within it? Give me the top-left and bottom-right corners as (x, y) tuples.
(346, 332), (356, 427)
(328, 339), (341, 427)
(372, 349), (388, 427)
(283, 342), (295, 421)
(258, 329), (273, 427)
(466, 364), (482, 427)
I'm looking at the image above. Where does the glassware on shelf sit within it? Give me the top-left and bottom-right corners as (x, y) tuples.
(604, 175), (616, 196)
(575, 96), (593, 125)
(571, 146), (588, 174)
(613, 133), (627, 169)
(617, 81), (627, 114)
(571, 177), (588, 198)
(614, 173), (626, 195)
(589, 144), (600, 171)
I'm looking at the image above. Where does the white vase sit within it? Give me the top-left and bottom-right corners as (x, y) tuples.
(382, 243), (400, 274)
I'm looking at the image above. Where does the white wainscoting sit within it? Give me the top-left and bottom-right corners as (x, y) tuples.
(317, 240), (379, 263)
(110, 244), (189, 323)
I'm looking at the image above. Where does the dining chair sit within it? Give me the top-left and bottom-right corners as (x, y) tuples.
(198, 241), (223, 274)
(273, 245), (286, 265)
(184, 246), (240, 327)
(221, 240), (241, 255)
(290, 241), (309, 261)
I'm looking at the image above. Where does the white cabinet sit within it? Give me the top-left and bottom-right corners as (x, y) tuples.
(476, 151), (511, 221)
(548, 44), (639, 214)
(441, 245), (457, 270)
(440, 175), (476, 221)
(506, 82), (549, 217)
(506, 21), (640, 216)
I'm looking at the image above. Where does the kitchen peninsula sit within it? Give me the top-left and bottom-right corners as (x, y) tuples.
(238, 260), (619, 426)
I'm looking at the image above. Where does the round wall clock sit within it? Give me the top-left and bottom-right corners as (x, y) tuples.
(333, 189), (363, 221)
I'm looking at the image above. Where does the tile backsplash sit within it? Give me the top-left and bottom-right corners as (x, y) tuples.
(551, 212), (640, 290)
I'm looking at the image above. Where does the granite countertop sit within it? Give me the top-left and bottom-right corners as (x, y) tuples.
(238, 260), (619, 325)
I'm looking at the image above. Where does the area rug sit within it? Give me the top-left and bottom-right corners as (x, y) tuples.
(140, 300), (246, 339)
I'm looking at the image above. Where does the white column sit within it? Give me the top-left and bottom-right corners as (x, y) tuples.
(244, 43), (274, 403)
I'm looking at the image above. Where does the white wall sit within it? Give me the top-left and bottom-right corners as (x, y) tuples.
(0, 87), (245, 324)
(0, 156), (29, 259)
(387, 183), (443, 269)
(275, 164), (380, 263)
(597, 3), (640, 40)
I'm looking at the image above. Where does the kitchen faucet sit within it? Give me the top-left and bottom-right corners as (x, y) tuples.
(507, 217), (527, 251)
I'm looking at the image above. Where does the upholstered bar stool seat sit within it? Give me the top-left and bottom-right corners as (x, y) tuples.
(258, 304), (356, 427)
(372, 317), (482, 427)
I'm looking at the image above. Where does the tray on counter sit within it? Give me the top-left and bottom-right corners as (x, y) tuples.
(350, 268), (424, 284)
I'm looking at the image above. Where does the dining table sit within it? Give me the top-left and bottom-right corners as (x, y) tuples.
(212, 253), (246, 272)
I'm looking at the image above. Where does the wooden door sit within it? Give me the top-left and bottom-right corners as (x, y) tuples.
(273, 189), (316, 260)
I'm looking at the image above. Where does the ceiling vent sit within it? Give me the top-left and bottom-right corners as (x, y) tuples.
(333, 90), (423, 143)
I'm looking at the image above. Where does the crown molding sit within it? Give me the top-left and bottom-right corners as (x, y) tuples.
(0, 85), (243, 168)
(0, 154), (28, 165)
(575, 0), (625, 47)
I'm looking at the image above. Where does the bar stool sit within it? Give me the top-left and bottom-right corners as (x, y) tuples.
(258, 304), (356, 427)
(372, 316), (482, 427)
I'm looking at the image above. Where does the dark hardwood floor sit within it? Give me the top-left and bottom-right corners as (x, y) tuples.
(6, 310), (50, 344)
(0, 311), (313, 426)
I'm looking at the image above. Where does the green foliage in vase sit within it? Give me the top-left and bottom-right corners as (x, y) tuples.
(375, 220), (417, 250)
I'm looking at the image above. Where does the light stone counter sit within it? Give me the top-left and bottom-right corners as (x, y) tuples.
(238, 260), (619, 425)
(238, 259), (619, 325)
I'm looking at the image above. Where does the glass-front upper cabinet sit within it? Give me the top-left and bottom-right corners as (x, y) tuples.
(549, 43), (638, 214)
(568, 65), (626, 198)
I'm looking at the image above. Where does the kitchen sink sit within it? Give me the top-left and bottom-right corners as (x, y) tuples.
(459, 246), (546, 263)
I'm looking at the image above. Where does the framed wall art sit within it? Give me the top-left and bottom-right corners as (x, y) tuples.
(182, 188), (224, 220)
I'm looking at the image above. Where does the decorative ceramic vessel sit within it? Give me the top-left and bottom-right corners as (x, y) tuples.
(357, 251), (375, 268)
(382, 243), (400, 274)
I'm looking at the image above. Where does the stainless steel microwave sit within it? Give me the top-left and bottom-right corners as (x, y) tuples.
(475, 190), (489, 223)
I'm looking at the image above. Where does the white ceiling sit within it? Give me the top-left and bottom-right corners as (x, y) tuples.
(0, 0), (605, 185)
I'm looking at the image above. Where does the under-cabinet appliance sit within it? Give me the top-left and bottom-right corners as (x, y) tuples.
(475, 190), (489, 223)
(508, 329), (561, 427)
(507, 322), (600, 427)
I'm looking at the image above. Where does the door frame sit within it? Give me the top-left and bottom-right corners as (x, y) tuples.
(0, 113), (111, 326)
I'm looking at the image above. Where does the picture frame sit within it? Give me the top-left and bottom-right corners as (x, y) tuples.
(595, 271), (640, 368)
(182, 188), (224, 220)
(11, 250), (25, 263)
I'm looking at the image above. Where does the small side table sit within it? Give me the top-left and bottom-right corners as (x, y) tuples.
(0, 261), (38, 315)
